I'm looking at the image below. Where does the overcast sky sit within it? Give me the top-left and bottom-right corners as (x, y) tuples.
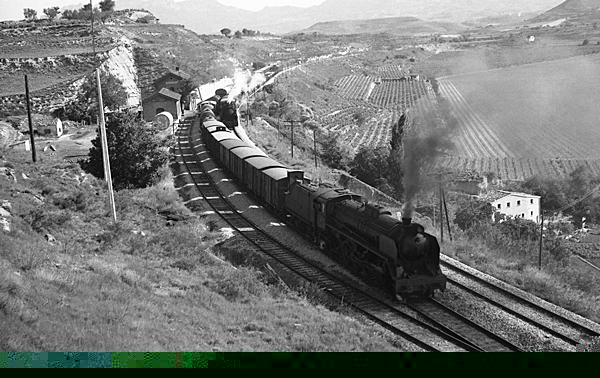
(0, 0), (327, 21)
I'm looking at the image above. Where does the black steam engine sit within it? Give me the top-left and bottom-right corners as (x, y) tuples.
(197, 90), (446, 298)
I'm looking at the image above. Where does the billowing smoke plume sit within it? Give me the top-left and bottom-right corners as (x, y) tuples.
(227, 69), (266, 103)
(402, 105), (455, 207)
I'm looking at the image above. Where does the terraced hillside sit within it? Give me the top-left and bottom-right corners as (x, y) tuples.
(438, 53), (600, 179)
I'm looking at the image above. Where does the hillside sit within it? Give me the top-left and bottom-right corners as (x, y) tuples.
(0, 14), (240, 117)
(532, 0), (600, 21)
(303, 16), (466, 36)
(116, 0), (564, 34)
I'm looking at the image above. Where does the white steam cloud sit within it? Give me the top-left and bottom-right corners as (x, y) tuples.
(227, 69), (266, 103)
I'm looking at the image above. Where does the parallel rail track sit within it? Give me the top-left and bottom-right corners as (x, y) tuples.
(441, 260), (600, 346)
(174, 117), (525, 352)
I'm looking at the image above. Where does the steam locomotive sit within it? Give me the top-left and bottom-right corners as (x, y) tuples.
(196, 91), (446, 298)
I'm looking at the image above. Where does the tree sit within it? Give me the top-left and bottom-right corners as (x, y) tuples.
(220, 28), (231, 38)
(454, 198), (493, 230)
(234, 30), (243, 39)
(23, 8), (37, 20)
(320, 133), (350, 170)
(99, 0), (115, 12)
(63, 71), (127, 122)
(349, 146), (391, 189)
(80, 70), (128, 118)
(173, 78), (198, 105)
(81, 112), (169, 190)
(583, 39), (590, 46)
(353, 111), (366, 126)
(43, 7), (60, 20)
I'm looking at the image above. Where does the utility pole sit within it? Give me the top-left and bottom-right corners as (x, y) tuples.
(439, 173), (443, 242)
(313, 128), (318, 168)
(539, 198), (544, 270)
(290, 119), (294, 158)
(24, 75), (36, 163)
(442, 186), (452, 241)
(96, 69), (117, 223)
(90, 0), (95, 60)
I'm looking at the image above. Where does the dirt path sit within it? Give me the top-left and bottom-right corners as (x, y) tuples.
(0, 121), (21, 148)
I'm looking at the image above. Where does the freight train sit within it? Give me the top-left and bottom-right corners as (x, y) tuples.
(196, 91), (446, 298)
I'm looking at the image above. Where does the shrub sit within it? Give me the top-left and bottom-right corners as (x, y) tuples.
(81, 112), (169, 190)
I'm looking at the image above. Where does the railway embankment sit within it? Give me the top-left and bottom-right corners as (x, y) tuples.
(0, 146), (400, 351)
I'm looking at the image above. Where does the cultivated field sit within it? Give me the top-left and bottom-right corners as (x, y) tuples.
(438, 53), (600, 179)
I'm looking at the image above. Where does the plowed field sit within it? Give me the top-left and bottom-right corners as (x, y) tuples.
(438, 54), (600, 179)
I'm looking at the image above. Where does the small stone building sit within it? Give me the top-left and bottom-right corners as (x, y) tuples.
(142, 88), (182, 122)
(153, 68), (191, 93)
(36, 118), (63, 137)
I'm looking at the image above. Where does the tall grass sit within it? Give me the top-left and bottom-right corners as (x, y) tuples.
(445, 222), (600, 322)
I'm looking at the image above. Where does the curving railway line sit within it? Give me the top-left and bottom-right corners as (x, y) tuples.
(173, 116), (530, 352)
(173, 115), (599, 351)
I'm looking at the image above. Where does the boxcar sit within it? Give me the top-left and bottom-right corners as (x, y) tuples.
(243, 156), (285, 197)
(219, 139), (249, 170)
(207, 130), (237, 157)
(261, 168), (304, 210)
(229, 146), (268, 181)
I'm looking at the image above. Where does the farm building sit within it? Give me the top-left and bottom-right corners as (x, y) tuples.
(153, 68), (191, 93)
(37, 118), (63, 137)
(142, 88), (181, 122)
(482, 190), (541, 223)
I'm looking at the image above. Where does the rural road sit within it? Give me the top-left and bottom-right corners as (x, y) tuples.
(0, 121), (20, 148)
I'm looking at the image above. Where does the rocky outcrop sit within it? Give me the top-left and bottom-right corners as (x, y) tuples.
(98, 37), (141, 107)
(0, 37), (140, 114)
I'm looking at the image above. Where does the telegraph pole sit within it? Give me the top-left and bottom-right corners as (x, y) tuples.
(313, 128), (318, 168)
(439, 173), (443, 242)
(96, 69), (117, 223)
(90, 0), (95, 59)
(24, 75), (36, 162)
(290, 120), (294, 158)
(442, 186), (452, 241)
(539, 198), (544, 270)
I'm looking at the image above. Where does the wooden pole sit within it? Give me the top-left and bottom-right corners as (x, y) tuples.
(539, 198), (543, 270)
(442, 187), (452, 241)
(24, 75), (36, 163)
(96, 69), (117, 223)
(313, 128), (318, 168)
(291, 120), (294, 158)
(90, 0), (95, 59)
(439, 173), (443, 242)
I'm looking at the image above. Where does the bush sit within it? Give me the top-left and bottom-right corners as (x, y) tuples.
(320, 133), (350, 170)
(81, 112), (169, 190)
(349, 146), (390, 189)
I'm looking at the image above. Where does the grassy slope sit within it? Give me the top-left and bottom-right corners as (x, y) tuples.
(0, 147), (400, 351)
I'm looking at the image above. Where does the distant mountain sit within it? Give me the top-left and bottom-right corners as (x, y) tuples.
(304, 16), (466, 35)
(531, 0), (600, 21)
(117, 0), (565, 34)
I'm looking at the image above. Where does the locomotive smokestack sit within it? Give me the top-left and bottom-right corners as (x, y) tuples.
(401, 202), (415, 225)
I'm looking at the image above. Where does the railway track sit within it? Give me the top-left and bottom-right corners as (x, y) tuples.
(407, 298), (521, 351)
(440, 259), (600, 347)
(174, 116), (531, 352)
(175, 117), (493, 352)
